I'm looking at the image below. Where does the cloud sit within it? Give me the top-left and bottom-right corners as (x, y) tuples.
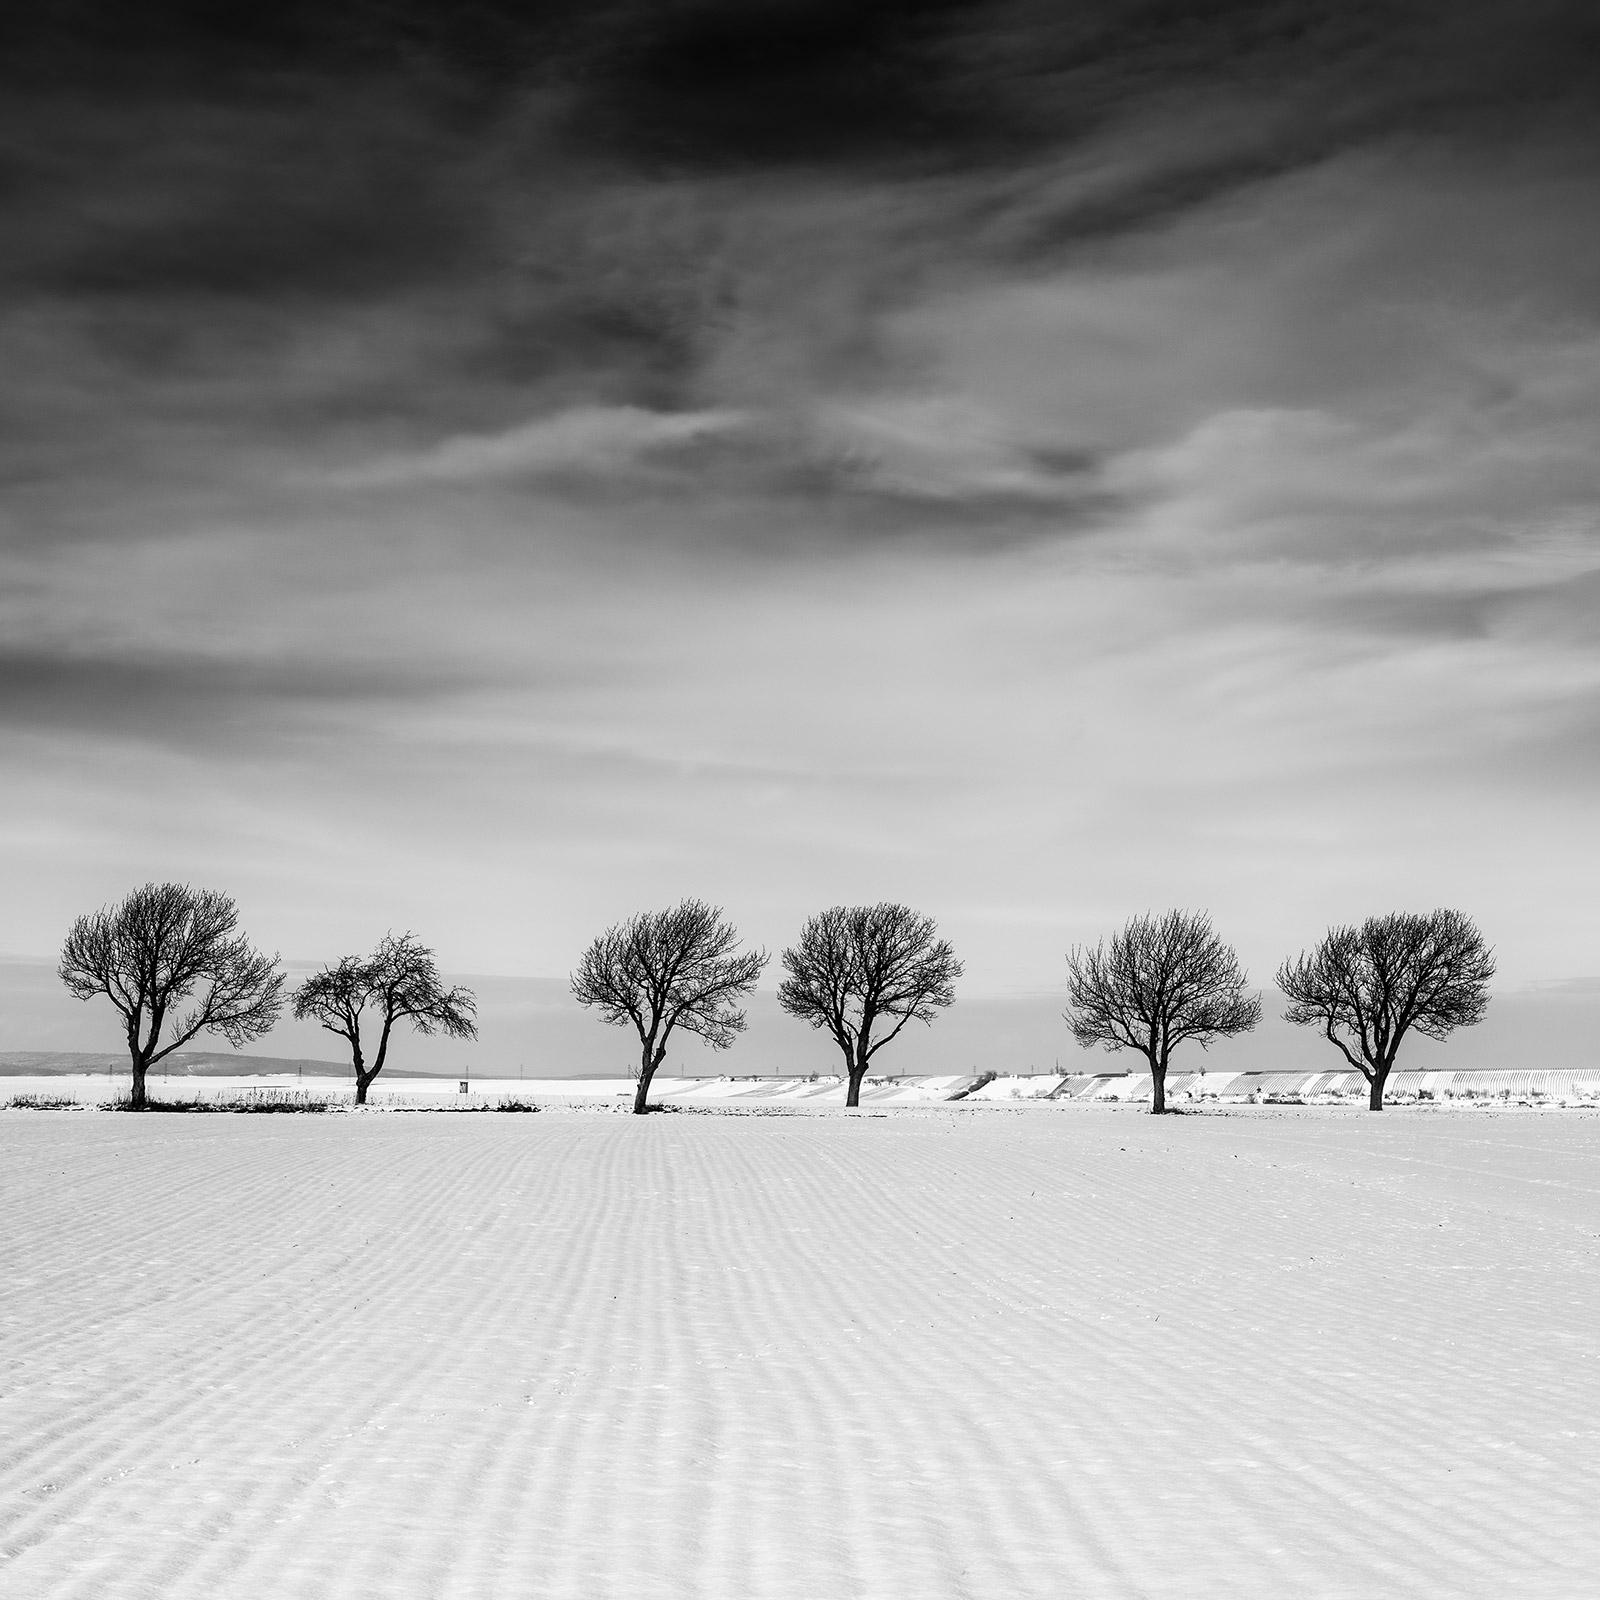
(2, 0), (1599, 995)
(0, 645), (490, 748)
(805, 397), (1100, 505)
(328, 405), (751, 488)
(319, 395), (1117, 549)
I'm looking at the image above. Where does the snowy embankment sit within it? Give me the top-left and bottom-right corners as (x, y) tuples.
(967, 1068), (1600, 1107)
(7, 1067), (1600, 1110)
(0, 1072), (981, 1109)
(649, 1068), (1600, 1108)
(3, 1110), (1598, 1597)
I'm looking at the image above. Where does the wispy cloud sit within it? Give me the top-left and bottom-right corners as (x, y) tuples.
(321, 394), (1116, 538)
(328, 405), (751, 488)
(805, 396), (1103, 506)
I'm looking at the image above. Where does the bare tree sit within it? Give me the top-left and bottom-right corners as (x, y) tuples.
(59, 882), (284, 1109)
(1065, 910), (1260, 1113)
(1277, 909), (1494, 1110)
(571, 900), (766, 1114)
(292, 932), (477, 1105)
(778, 904), (962, 1108)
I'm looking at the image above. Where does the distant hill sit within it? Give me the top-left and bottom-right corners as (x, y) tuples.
(0, 1050), (606, 1081)
(0, 1050), (353, 1079)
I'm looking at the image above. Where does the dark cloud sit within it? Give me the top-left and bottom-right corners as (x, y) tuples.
(0, 644), (491, 746)
(571, 0), (1600, 198)
(1313, 562), (1600, 650)
(6, 0), (1595, 392)
(0, 94), (487, 306)
(2, 1), (1597, 561)
(569, 0), (1031, 171)
(0, 3), (571, 104)
(9, 2), (1595, 288)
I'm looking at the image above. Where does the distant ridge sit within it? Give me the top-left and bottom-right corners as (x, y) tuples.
(0, 1051), (651, 1081)
(0, 1050), (352, 1079)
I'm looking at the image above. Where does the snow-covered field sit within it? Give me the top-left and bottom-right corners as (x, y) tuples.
(3, 1106), (1597, 1597)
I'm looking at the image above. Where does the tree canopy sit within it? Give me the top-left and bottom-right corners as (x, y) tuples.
(778, 903), (961, 1107)
(1065, 909), (1259, 1112)
(572, 899), (766, 1113)
(1277, 909), (1494, 1109)
(59, 882), (284, 1108)
(292, 932), (477, 1104)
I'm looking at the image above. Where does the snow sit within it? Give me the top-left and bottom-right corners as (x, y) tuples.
(3, 1106), (1598, 1596)
(10, 1067), (1600, 1110)
(0, 1073), (988, 1108)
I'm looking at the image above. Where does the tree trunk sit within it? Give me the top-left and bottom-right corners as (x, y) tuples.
(130, 1059), (149, 1110)
(1368, 1063), (1390, 1111)
(1149, 1058), (1167, 1114)
(843, 1038), (872, 1108)
(633, 1039), (663, 1115)
(358, 1025), (392, 1109)
(632, 1070), (656, 1115)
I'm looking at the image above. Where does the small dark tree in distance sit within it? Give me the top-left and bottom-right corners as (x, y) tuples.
(1277, 909), (1494, 1110)
(571, 900), (767, 1114)
(1065, 910), (1260, 1113)
(778, 904), (962, 1108)
(59, 882), (285, 1109)
(292, 932), (478, 1105)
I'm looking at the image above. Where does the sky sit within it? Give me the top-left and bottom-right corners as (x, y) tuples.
(2, 2), (1598, 1072)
